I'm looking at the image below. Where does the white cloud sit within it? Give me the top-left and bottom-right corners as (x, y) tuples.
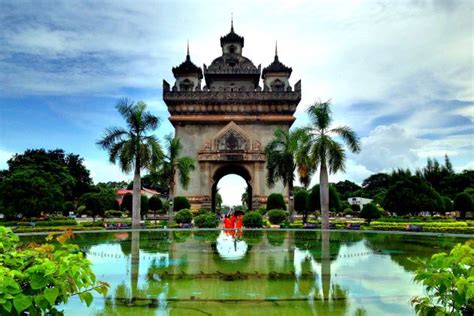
(83, 159), (132, 184)
(0, 148), (14, 169)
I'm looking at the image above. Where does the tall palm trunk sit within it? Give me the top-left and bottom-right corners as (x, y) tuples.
(130, 230), (140, 303)
(320, 161), (330, 230)
(168, 167), (175, 222)
(321, 229), (331, 301)
(132, 158), (141, 229)
(288, 180), (294, 222)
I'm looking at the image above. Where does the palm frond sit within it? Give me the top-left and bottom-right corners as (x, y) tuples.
(330, 126), (361, 153)
(306, 100), (332, 130)
(176, 156), (195, 189)
(97, 127), (128, 150)
(327, 139), (346, 174)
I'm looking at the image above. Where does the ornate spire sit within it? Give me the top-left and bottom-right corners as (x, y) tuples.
(231, 12), (234, 32)
(275, 40), (278, 57)
(186, 40), (190, 60)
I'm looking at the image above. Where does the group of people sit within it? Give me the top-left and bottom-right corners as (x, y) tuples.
(223, 212), (243, 229)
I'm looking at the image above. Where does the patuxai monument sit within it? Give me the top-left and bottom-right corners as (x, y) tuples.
(163, 21), (301, 211)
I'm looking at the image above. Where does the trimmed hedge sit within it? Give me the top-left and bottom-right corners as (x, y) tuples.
(266, 193), (286, 211)
(193, 213), (218, 228)
(173, 196), (191, 212)
(175, 209), (193, 224)
(34, 219), (78, 227)
(243, 211), (264, 228)
(14, 226), (105, 233)
(267, 209), (288, 225)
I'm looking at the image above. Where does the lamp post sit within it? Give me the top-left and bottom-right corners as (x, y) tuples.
(168, 200), (173, 224)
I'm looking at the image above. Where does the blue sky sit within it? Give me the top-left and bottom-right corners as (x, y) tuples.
(0, 0), (472, 205)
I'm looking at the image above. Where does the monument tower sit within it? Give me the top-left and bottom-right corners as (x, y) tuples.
(163, 21), (301, 210)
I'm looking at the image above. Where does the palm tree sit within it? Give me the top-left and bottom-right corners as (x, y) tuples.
(299, 101), (361, 229)
(265, 128), (306, 221)
(97, 99), (162, 228)
(162, 135), (195, 218)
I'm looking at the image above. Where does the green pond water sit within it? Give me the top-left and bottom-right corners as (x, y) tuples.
(20, 230), (470, 315)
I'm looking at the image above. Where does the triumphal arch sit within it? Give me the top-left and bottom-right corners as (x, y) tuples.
(163, 22), (301, 210)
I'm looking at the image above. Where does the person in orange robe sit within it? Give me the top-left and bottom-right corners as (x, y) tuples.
(229, 213), (236, 229)
(236, 214), (243, 229)
(224, 215), (232, 230)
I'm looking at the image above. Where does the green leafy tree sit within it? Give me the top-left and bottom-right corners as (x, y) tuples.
(121, 193), (133, 215)
(416, 155), (455, 193)
(362, 173), (391, 198)
(441, 196), (453, 214)
(215, 192), (223, 212)
(440, 170), (474, 199)
(161, 135), (195, 217)
(149, 195), (163, 224)
(411, 242), (473, 316)
(383, 177), (445, 216)
(298, 101), (361, 228)
(97, 99), (163, 228)
(294, 190), (309, 222)
(0, 227), (108, 315)
(266, 193), (286, 211)
(454, 192), (473, 219)
(80, 190), (116, 222)
(140, 195), (149, 219)
(0, 166), (71, 218)
(360, 203), (381, 224)
(335, 180), (361, 200)
(306, 184), (342, 214)
(265, 128), (307, 220)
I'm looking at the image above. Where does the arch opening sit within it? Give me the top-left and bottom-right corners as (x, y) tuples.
(211, 165), (253, 213)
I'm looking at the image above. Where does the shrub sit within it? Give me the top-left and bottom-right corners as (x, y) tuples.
(411, 242), (473, 315)
(255, 207), (267, 216)
(173, 196), (191, 212)
(360, 203), (381, 224)
(306, 184), (341, 212)
(0, 227), (108, 315)
(343, 208), (354, 216)
(175, 209), (193, 224)
(243, 211), (263, 228)
(441, 196), (453, 214)
(104, 210), (123, 218)
(62, 201), (75, 216)
(194, 213), (218, 228)
(267, 209), (288, 225)
(149, 195), (163, 213)
(454, 192), (473, 219)
(351, 204), (361, 213)
(34, 219), (78, 227)
(195, 208), (211, 217)
(266, 193), (286, 211)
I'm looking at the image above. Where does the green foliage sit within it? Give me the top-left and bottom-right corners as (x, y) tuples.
(80, 190), (116, 221)
(243, 211), (264, 228)
(411, 242), (473, 316)
(148, 195), (163, 212)
(266, 193), (286, 210)
(362, 173), (391, 198)
(343, 208), (353, 216)
(360, 203), (381, 224)
(195, 208), (210, 217)
(306, 184), (341, 212)
(255, 207), (267, 216)
(34, 219), (78, 227)
(140, 195), (149, 219)
(62, 201), (75, 216)
(267, 209), (288, 225)
(382, 177), (444, 216)
(175, 209), (193, 224)
(351, 204), (361, 213)
(173, 196), (191, 212)
(294, 190), (309, 222)
(104, 210), (123, 218)
(335, 180), (361, 200)
(120, 193), (133, 214)
(454, 192), (473, 219)
(193, 213), (218, 228)
(0, 227), (108, 315)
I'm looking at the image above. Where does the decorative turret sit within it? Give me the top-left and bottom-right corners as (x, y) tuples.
(220, 15), (244, 55)
(171, 42), (203, 92)
(262, 42), (293, 92)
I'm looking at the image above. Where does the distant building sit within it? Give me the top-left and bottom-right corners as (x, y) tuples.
(116, 188), (159, 205)
(348, 197), (373, 207)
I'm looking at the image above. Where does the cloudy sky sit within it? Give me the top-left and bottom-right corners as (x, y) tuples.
(0, 0), (472, 206)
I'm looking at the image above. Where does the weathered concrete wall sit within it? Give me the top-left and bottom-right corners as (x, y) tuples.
(174, 121), (289, 208)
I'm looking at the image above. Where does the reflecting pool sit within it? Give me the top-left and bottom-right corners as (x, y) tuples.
(20, 230), (470, 315)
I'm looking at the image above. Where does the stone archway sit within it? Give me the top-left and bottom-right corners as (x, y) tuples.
(211, 164), (253, 212)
